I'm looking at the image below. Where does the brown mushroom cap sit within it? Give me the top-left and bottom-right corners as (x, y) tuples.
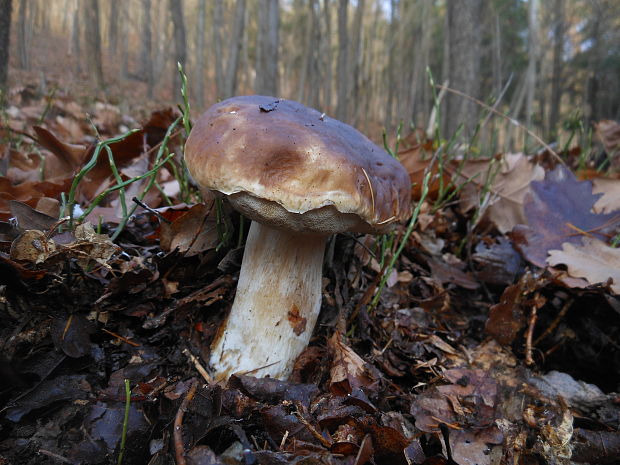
(184, 96), (411, 234)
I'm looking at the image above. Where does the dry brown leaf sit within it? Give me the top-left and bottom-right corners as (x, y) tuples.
(547, 237), (620, 294)
(69, 222), (120, 269)
(595, 120), (620, 157)
(328, 332), (374, 395)
(10, 230), (57, 263)
(593, 177), (620, 213)
(456, 153), (545, 233)
(397, 130), (447, 200)
(158, 203), (218, 256)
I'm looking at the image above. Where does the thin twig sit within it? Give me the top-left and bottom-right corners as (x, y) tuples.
(294, 405), (332, 448)
(525, 305), (538, 366)
(435, 84), (563, 165)
(101, 328), (140, 347)
(183, 349), (213, 384)
(132, 197), (172, 224)
(174, 380), (198, 465)
(534, 298), (572, 346)
(38, 449), (72, 464)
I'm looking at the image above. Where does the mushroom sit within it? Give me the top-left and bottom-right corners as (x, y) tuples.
(184, 96), (411, 380)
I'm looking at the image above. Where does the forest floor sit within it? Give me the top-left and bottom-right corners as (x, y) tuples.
(1, 68), (620, 465)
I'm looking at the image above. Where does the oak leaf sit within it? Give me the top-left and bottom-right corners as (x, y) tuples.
(547, 237), (620, 294)
(511, 165), (620, 267)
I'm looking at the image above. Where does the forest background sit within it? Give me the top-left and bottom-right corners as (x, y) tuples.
(1, 0), (619, 150)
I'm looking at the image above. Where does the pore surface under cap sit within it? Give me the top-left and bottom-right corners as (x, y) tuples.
(184, 96), (411, 233)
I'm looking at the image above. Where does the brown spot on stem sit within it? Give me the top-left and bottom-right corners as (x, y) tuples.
(288, 304), (307, 336)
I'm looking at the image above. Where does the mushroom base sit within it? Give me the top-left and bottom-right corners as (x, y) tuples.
(209, 221), (327, 380)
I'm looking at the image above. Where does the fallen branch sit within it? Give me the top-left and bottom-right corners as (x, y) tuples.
(173, 380), (198, 465)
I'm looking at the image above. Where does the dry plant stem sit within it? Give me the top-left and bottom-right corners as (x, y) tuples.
(435, 84), (563, 165)
(209, 221), (327, 380)
(525, 305), (538, 366)
(183, 348), (213, 384)
(174, 381), (198, 465)
(533, 298), (572, 346)
(38, 449), (71, 464)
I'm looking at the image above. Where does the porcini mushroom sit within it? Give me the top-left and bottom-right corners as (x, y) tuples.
(184, 96), (411, 380)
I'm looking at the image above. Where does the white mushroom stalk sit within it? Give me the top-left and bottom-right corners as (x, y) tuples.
(209, 221), (327, 380)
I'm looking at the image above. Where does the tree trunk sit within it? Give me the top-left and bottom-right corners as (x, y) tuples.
(525, 0), (539, 131)
(306, 0), (320, 108)
(321, 0), (333, 111)
(444, 0), (482, 139)
(547, 0), (564, 139)
(141, 0), (154, 98)
(491, 11), (502, 97)
(83, 0), (105, 89)
(119, 0), (129, 79)
(348, 0), (364, 124)
(212, 0), (225, 98)
(585, 4), (603, 124)
(255, 0), (279, 96)
(195, 0), (207, 107)
(169, 0), (187, 97)
(17, 0), (29, 70)
(335, 0), (348, 122)
(71, 0), (81, 74)
(384, 0), (397, 132)
(108, 0), (119, 56)
(0, 0), (11, 95)
(224, 0), (246, 98)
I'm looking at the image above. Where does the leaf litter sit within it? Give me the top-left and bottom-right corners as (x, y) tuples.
(1, 89), (620, 465)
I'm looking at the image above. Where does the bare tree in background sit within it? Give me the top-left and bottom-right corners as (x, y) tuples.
(169, 0), (187, 97)
(548, 0), (565, 138)
(348, 0), (365, 124)
(17, 0), (29, 70)
(108, 1), (119, 56)
(71, 0), (81, 74)
(212, 0), (225, 97)
(321, 0), (333, 111)
(444, 0), (482, 139)
(224, 0), (246, 98)
(525, 0), (539, 132)
(0, 0), (11, 95)
(119, 0), (129, 79)
(83, 0), (105, 89)
(141, 0), (154, 98)
(384, 0), (397, 132)
(297, 0), (319, 105)
(255, 0), (279, 96)
(195, 0), (207, 106)
(336, 0), (348, 121)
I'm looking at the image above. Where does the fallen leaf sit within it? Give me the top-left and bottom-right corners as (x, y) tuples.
(511, 165), (620, 267)
(595, 120), (620, 159)
(50, 313), (94, 358)
(228, 374), (319, 408)
(456, 153), (545, 233)
(485, 272), (546, 345)
(592, 177), (620, 214)
(397, 130), (445, 200)
(328, 332), (374, 395)
(5, 375), (90, 422)
(10, 229), (57, 263)
(547, 237), (620, 294)
(472, 237), (521, 286)
(159, 203), (218, 256)
(10, 200), (57, 232)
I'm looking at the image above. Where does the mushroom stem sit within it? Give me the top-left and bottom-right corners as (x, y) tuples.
(209, 221), (327, 380)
